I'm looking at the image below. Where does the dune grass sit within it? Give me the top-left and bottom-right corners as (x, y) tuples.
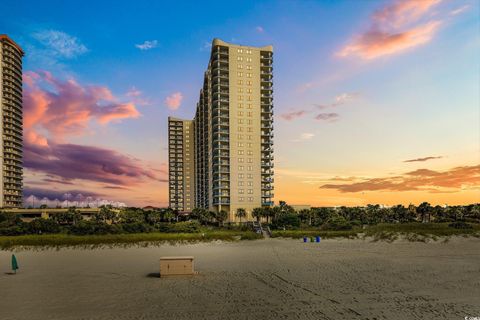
(271, 223), (480, 242)
(0, 230), (263, 250)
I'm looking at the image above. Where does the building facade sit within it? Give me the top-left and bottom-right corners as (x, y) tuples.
(168, 117), (195, 212)
(0, 35), (23, 208)
(168, 39), (273, 221)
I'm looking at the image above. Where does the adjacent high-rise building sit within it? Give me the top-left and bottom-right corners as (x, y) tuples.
(168, 39), (274, 221)
(0, 35), (23, 208)
(168, 117), (195, 212)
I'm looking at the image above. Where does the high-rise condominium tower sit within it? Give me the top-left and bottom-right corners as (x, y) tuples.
(0, 35), (23, 208)
(168, 117), (195, 212)
(168, 39), (273, 222)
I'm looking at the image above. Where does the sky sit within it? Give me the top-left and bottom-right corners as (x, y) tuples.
(1, 0), (479, 207)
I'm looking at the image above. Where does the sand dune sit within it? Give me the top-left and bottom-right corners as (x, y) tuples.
(0, 237), (479, 319)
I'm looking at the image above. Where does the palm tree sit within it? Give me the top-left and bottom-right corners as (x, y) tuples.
(236, 208), (247, 224)
(252, 207), (263, 222)
(417, 202), (432, 223)
(215, 210), (228, 226)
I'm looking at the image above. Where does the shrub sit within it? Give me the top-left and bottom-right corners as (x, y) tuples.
(324, 215), (352, 230)
(0, 223), (29, 236)
(448, 221), (473, 229)
(69, 221), (121, 235)
(121, 222), (154, 233)
(28, 218), (61, 234)
(157, 221), (200, 233)
(272, 212), (300, 229)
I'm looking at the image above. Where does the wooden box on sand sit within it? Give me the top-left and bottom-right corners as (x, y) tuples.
(160, 256), (195, 277)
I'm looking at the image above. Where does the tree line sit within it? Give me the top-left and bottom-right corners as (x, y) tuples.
(0, 202), (478, 236)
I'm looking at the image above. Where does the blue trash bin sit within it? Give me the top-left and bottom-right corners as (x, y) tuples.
(316, 236), (321, 243)
(303, 237), (307, 243)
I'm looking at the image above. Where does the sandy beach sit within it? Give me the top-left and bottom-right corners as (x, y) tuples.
(0, 237), (479, 320)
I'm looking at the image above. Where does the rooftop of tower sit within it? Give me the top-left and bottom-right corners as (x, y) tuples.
(0, 34), (24, 56)
(212, 38), (273, 52)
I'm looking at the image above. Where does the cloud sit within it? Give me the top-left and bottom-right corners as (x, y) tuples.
(24, 141), (158, 186)
(135, 40), (158, 50)
(300, 133), (314, 140)
(316, 92), (360, 109)
(338, 0), (442, 59)
(403, 156), (443, 163)
(279, 110), (307, 121)
(23, 187), (127, 208)
(126, 86), (150, 106)
(450, 5), (470, 16)
(256, 26), (265, 33)
(315, 113), (339, 122)
(164, 92), (183, 110)
(321, 165), (480, 193)
(291, 133), (315, 142)
(23, 71), (140, 141)
(32, 30), (88, 58)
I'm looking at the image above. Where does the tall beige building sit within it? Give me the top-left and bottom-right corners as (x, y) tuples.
(168, 117), (195, 212)
(168, 39), (273, 221)
(0, 35), (23, 208)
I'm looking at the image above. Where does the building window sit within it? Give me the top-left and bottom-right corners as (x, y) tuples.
(247, 96), (252, 101)
(247, 158), (252, 163)
(248, 189), (253, 194)
(247, 166), (252, 171)
(248, 197), (253, 202)
(238, 166), (244, 171)
(239, 189), (244, 194)
(247, 181), (253, 186)
(237, 134), (243, 139)
(238, 95), (243, 101)
(238, 158), (244, 163)
(238, 142), (244, 147)
(238, 119), (244, 124)
(246, 73), (252, 78)
(246, 88), (252, 93)
(238, 127), (243, 132)
(237, 72), (243, 77)
(239, 197), (245, 202)
(237, 64), (243, 69)
(239, 173), (244, 179)
(247, 119), (252, 125)
(237, 56), (243, 61)
(237, 48), (243, 53)
(247, 150), (253, 155)
(238, 150), (244, 155)
(247, 135), (252, 140)
(246, 57), (252, 62)
(238, 111), (244, 116)
(238, 181), (244, 186)
(247, 112), (253, 117)
(246, 65), (252, 70)
(247, 174), (253, 179)
(247, 127), (253, 132)
(238, 103), (243, 108)
(247, 104), (252, 109)
(238, 88), (243, 93)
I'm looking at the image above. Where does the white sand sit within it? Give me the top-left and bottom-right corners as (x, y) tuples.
(0, 237), (479, 320)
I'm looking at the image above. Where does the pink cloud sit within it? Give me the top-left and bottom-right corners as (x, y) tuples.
(256, 26), (265, 33)
(165, 92), (183, 110)
(24, 141), (159, 186)
(280, 110), (307, 121)
(373, 0), (441, 28)
(315, 113), (339, 122)
(23, 71), (141, 141)
(338, 0), (442, 59)
(321, 165), (480, 193)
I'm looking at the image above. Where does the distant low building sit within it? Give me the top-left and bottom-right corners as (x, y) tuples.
(290, 204), (311, 212)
